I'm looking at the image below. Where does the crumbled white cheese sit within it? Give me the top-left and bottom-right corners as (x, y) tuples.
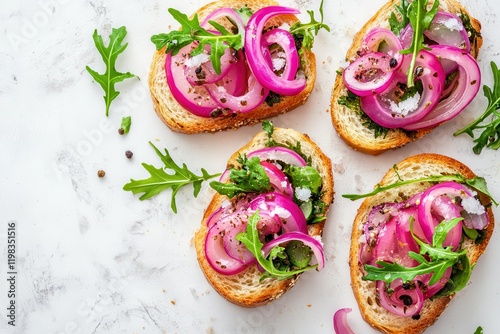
(462, 196), (486, 215)
(185, 53), (210, 68)
(389, 92), (421, 116)
(443, 18), (463, 31)
(280, 180), (289, 188)
(272, 57), (286, 72)
(295, 187), (312, 202)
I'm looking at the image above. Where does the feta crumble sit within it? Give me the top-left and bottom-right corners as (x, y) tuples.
(185, 53), (210, 68)
(295, 187), (312, 202)
(443, 18), (463, 31)
(462, 196), (485, 215)
(389, 92), (421, 116)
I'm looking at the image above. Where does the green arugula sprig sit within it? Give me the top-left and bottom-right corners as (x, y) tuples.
(454, 61), (500, 154)
(86, 26), (137, 116)
(123, 142), (221, 213)
(289, 0), (330, 50)
(388, 0), (410, 35)
(342, 167), (498, 206)
(363, 218), (471, 289)
(120, 116), (132, 134)
(236, 211), (317, 280)
(399, 0), (439, 87)
(151, 9), (244, 74)
(209, 155), (272, 198)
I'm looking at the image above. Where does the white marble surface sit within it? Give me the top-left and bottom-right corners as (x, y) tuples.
(1, 0), (499, 333)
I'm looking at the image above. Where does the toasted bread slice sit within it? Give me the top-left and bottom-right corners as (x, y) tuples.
(194, 127), (334, 307)
(149, 0), (316, 134)
(349, 153), (495, 333)
(330, 0), (483, 155)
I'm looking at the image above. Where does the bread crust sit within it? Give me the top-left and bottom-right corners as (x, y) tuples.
(330, 0), (483, 155)
(148, 0), (316, 134)
(194, 127), (334, 307)
(349, 153), (495, 333)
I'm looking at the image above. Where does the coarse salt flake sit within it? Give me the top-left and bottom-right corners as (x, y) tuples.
(389, 92), (421, 116)
(295, 187), (312, 201)
(443, 18), (463, 31)
(462, 196), (485, 215)
(185, 53), (210, 68)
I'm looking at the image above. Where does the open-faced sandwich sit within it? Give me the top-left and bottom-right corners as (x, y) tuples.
(149, 0), (329, 134)
(347, 153), (495, 333)
(193, 122), (334, 306)
(331, 0), (483, 154)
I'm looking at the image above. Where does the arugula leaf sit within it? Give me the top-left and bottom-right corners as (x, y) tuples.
(454, 61), (500, 154)
(86, 26), (137, 116)
(123, 142), (220, 213)
(364, 218), (468, 286)
(151, 8), (243, 74)
(236, 211), (317, 280)
(120, 116), (132, 134)
(388, 0), (410, 35)
(474, 326), (484, 334)
(210, 156), (271, 198)
(434, 253), (472, 296)
(285, 165), (322, 195)
(342, 171), (498, 206)
(399, 0), (439, 87)
(289, 0), (330, 51)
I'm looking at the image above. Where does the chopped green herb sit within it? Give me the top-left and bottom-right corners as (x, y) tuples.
(388, 0), (410, 35)
(120, 116), (132, 134)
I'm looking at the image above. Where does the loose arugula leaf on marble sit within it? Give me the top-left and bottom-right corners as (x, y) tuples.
(123, 142), (221, 213)
(120, 116), (132, 134)
(399, 0), (439, 87)
(86, 26), (137, 116)
(289, 0), (330, 50)
(210, 156), (271, 198)
(150, 8), (244, 74)
(474, 326), (484, 334)
(363, 218), (469, 286)
(236, 211), (317, 281)
(342, 169), (498, 206)
(454, 61), (500, 154)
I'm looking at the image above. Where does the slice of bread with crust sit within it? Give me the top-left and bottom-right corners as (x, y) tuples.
(194, 126), (334, 307)
(330, 0), (483, 155)
(349, 153), (495, 333)
(149, 0), (316, 134)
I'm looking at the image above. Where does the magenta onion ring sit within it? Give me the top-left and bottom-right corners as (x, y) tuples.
(360, 51), (445, 128)
(343, 52), (396, 96)
(333, 308), (355, 334)
(261, 28), (300, 81)
(247, 146), (307, 166)
(377, 279), (424, 317)
(402, 45), (481, 130)
(362, 27), (403, 69)
(245, 6), (306, 95)
(260, 161), (293, 197)
(249, 192), (308, 234)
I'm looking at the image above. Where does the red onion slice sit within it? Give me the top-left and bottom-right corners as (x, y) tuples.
(247, 146), (307, 166)
(249, 192), (308, 234)
(213, 212), (256, 264)
(260, 161), (293, 197)
(333, 308), (355, 334)
(377, 279), (424, 317)
(245, 6), (306, 95)
(360, 50), (445, 128)
(425, 12), (470, 52)
(417, 181), (467, 248)
(262, 28), (300, 81)
(205, 219), (249, 275)
(184, 44), (236, 85)
(402, 45), (481, 130)
(362, 27), (403, 69)
(201, 7), (245, 35)
(261, 231), (325, 271)
(343, 52), (396, 96)
(419, 267), (452, 299)
(166, 44), (220, 117)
